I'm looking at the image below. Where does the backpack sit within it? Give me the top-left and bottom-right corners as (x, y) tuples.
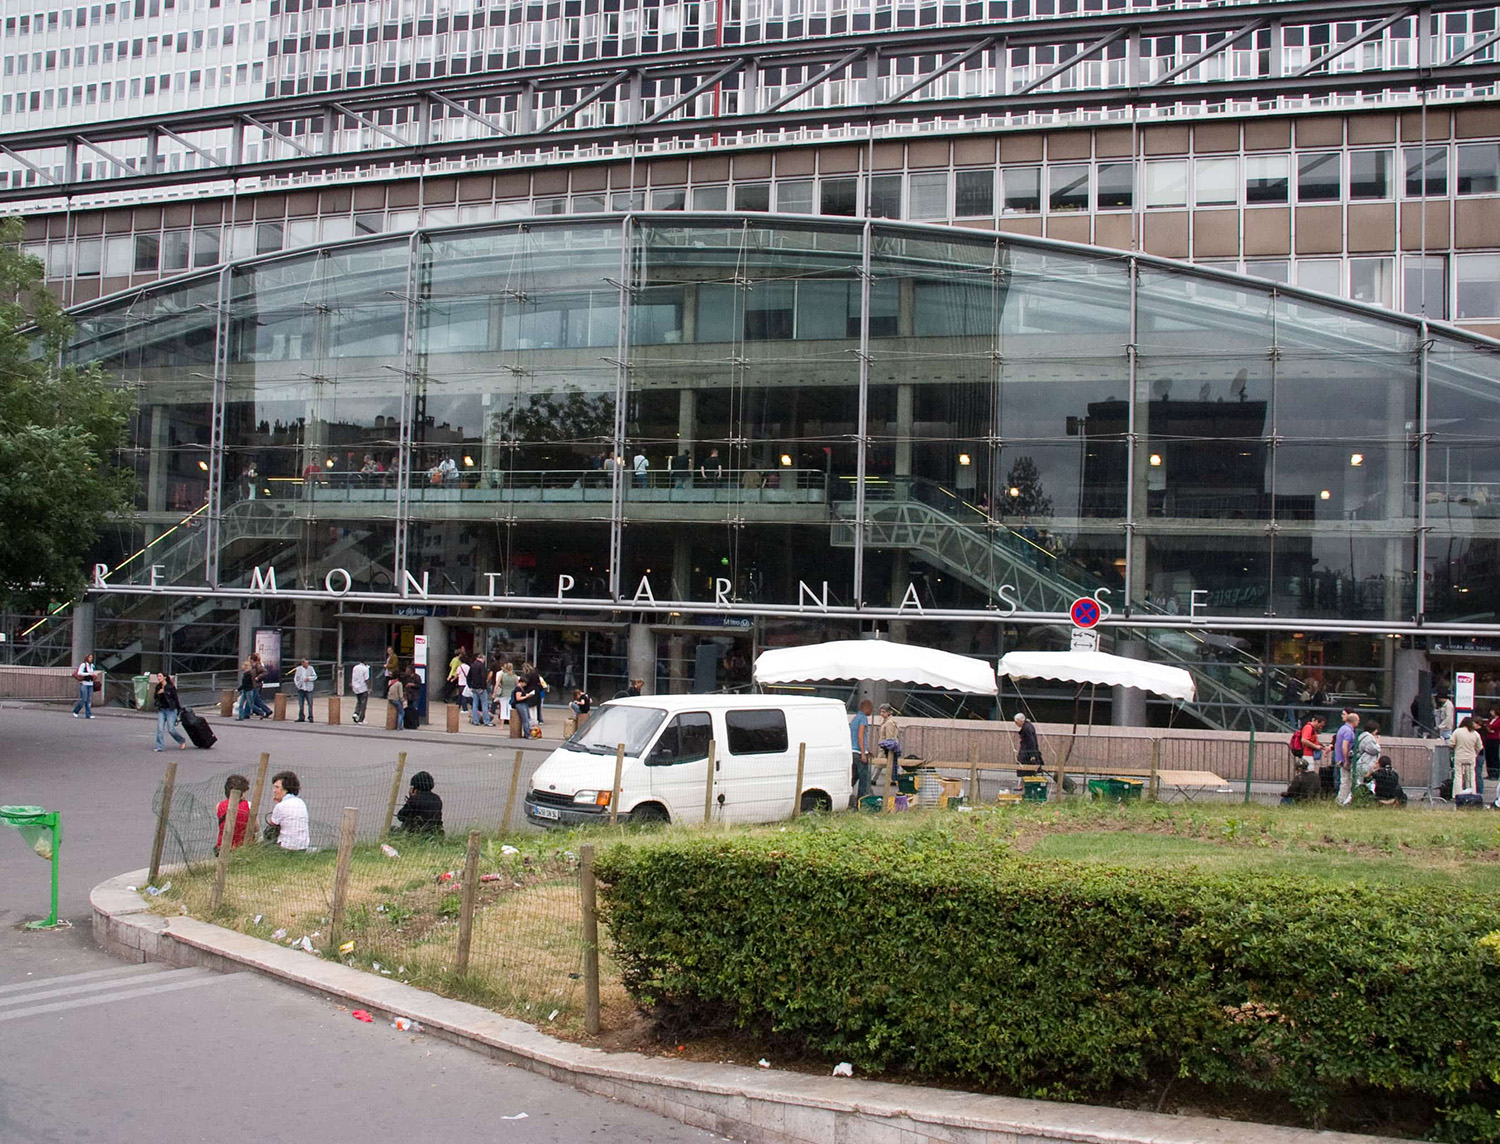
(1289, 728), (1303, 754)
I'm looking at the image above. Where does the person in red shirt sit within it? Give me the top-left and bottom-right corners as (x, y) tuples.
(215, 773), (252, 854)
(1299, 715), (1326, 764)
(1484, 708), (1500, 781)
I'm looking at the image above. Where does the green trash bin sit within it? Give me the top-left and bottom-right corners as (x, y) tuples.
(132, 673), (153, 710)
(0, 806), (61, 928)
(1088, 777), (1144, 803)
(1021, 775), (1049, 802)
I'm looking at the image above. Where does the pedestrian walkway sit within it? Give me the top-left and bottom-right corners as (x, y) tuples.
(0, 964), (228, 1023)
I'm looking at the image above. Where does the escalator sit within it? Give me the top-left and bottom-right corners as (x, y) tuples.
(832, 476), (1294, 732)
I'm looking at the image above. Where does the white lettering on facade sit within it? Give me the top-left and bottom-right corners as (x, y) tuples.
(798, 580), (829, 611)
(996, 583), (1019, 618)
(899, 582), (924, 614)
(1093, 586), (1113, 621)
(324, 568), (352, 596)
(93, 563), (110, 587)
(633, 576), (656, 604)
(248, 565), (279, 593)
(148, 564), (165, 588)
(1190, 589), (1208, 618)
(401, 570), (429, 599)
(714, 578), (732, 605)
(556, 574), (575, 600)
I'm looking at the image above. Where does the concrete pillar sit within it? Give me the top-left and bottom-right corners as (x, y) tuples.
(424, 615), (448, 705)
(667, 633), (689, 695)
(294, 599), (319, 662)
(627, 623), (655, 694)
(71, 599), (96, 666)
(856, 630), (886, 711)
(677, 388), (697, 460)
(895, 383), (914, 480)
(1111, 635), (1149, 726)
(238, 606), (263, 665)
(1394, 644), (1428, 736)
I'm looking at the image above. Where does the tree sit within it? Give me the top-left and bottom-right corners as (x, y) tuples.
(0, 218), (135, 613)
(1004, 454), (1052, 517)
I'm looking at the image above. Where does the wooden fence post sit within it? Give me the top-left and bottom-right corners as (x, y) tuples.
(967, 744), (980, 805)
(147, 759), (178, 885)
(327, 806), (360, 950)
(246, 752), (270, 844)
(580, 843), (601, 1036)
(382, 751), (407, 836)
(273, 691), (287, 721)
(502, 750), (523, 830)
(702, 740), (717, 825)
(791, 742), (806, 818)
(1149, 739), (1161, 802)
(453, 829), (483, 977)
(210, 778), (248, 912)
(610, 743), (625, 825)
(219, 690), (234, 718)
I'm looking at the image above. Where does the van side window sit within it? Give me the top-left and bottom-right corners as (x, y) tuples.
(646, 712), (712, 766)
(725, 709), (788, 755)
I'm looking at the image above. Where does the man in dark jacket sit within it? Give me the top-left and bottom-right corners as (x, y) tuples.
(1013, 712), (1043, 775)
(1280, 758), (1323, 803)
(395, 771), (444, 834)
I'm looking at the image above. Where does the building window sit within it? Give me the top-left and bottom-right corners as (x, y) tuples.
(1048, 164), (1089, 212)
(734, 183), (770, 212)
(1349, 150), (1392, 200)
(133, 233), (160, 272)
(820, 178), (857, 217)
(1295, 259), (1341, 296)
(1001, 167), (1040, 214)
(1350, 256), (1394, 308)
(255, 222), (283, 254)
(907, 172), (948, 220)
(1456, 253), (1500, 319)
(1404, 146), (1447, 197)
(1244, 155), (1289, 205)
(775, 180), (813, 214)
(866, 174), (902, 219)
(1194, 157), (1237, 206)
(953, 169), (993, 217)
(650, 188), (686, 210)
(1095, 162), (1132, 210)
(1456, 143), (1500, 195)
(75, 238), (102, 276)
(1402, 254), (1447, 318)
(192, 229), (220, 267)
(1243, 259), (1289, 283)
(1144, 159), (1186, 208)
(1297, 151), (1341, 203)
(690, 185), (727, 210)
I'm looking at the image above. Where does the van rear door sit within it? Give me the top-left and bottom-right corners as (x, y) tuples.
(645, 710), (713, 824)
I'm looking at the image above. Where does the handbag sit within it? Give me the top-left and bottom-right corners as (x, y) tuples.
(262, 822), (280, 843)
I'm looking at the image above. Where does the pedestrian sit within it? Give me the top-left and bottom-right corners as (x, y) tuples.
(403, 665), (422, 728)
(512, 671), (537, 737)
(632, 449), (649, 488)
(850, 698), (873, 799)
(495, 660), (517, 726)
(1355, 719), (1383, 784)
(570, 688), (592, 724)
(1013, 711), (1044, 775)
(72, 652), (98, 718)
(248, 654), (272, 719)
(236, 656), (257, 720)
(1484, 707), (1500, 780)
(350, 660), (370, 724)
(456, 653), (472, 714)
(469, 650), (493, 726)
(627, 677), (644, 697)
(215, 773), (252, 853)
(384, 645), (400, 685)
(877, 702), (902, 768)
(387, 673), (405, 730)
(1280, 758), (1322, 804)
(395, 770), (444, 836)
(293, 658), (317, 722)
(520, 661), (546, 725)
(1333, 709), (1359, 805)
(153, 672), (187, 751)
(699, 446), (724, 486)
(445, 648), (463, 703)
(266, 771), (310, 851)
(1279, 674), (1304, 724)
(1452, 716), (1484, 796)
(1435, 691), (1456, 739)
(1299, 713), (1326, 766)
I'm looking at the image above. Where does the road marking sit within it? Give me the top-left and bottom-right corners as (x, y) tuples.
(0, 965), (183, 1005)
(0, 968), (229, 1022)
(0, 963), (167, 997)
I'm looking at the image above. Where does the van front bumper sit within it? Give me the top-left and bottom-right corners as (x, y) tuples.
(523, 793), (616, 827)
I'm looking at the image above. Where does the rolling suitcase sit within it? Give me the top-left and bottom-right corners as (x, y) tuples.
(179, 707), (217, 749)
(404, 704), (421, 730)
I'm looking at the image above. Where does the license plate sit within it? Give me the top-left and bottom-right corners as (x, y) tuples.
(530, 803), (560, 820)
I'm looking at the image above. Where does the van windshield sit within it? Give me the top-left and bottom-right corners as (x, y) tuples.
(566, 703), (667, 756)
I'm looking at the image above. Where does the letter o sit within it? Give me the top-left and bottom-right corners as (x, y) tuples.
(324, 568), (353, 596)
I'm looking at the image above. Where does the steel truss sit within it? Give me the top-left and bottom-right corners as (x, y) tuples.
(1, 0), (1497, 203)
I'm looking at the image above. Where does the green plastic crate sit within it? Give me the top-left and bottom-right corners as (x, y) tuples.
(1021, 775), (1049, 802)
(1088, 777), (1144, 803)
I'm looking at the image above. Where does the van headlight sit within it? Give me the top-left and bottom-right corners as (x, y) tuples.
(573, 790), (611, 807)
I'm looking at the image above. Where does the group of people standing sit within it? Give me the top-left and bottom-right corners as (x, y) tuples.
(1287, 710), (1405, 805)
(444, 649), (549, 735)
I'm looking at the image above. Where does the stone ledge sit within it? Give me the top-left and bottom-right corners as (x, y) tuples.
(92, 870), (1407, 1144)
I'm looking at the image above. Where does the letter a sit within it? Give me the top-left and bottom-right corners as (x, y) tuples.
(633, 576), (657, 605)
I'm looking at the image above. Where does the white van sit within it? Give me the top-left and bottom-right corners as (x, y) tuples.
(524, 694), (853, 827)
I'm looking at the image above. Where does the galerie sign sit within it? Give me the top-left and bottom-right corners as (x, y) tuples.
(91, 562), (1103, 620)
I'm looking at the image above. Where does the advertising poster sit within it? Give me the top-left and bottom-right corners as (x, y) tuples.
(1456, 670), (1476, 722)
(253, 627), (283, 686)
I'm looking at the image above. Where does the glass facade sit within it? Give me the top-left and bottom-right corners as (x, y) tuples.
(68, 212), (1500, 725)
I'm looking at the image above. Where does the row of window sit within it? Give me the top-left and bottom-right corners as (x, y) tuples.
(2, 0), (251, 38)
(3, 21), (255, 76)
(0, 62), (259, 116)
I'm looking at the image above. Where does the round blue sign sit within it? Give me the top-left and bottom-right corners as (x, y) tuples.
(1069, 597), (1101, 628)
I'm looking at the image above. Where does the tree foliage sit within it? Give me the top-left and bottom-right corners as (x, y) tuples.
(1004, 454), (1052, 517)
(0, 218), (135, 612)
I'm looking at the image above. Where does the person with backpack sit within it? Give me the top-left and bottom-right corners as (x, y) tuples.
(1355, 720), (1383, 784)
(1298, 714), (1326, 767)
(469, 651), (493, 726)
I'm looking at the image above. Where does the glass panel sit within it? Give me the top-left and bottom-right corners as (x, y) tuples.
(775, 179), (814, 214)
(1145, 160), (1186, 207)
(734, 182), (770, 212)
(866, 174), (902, 219)
(1404, 145), (1447, 197)
(954, 169), (994, 217)
(820, 178), (858, 216)
(1194, 157), (1237, 206)
(1001, 167), (1040, 213)
(1349, 150), (1392, 200)
(1245, 155), (1289, 204)
(1048, 164), (1088, 212)
(1295, 259), (1341, 296)
(1456, 253), (1500, 320)
(1402, 255), (1447, 319)
(908, 172), (949, 219)
(1456, 143), (1500, 195)
(1350, 257), (1394, 307)
(1095, 162), (1132, 210)
(1297, 151), (1341, 203)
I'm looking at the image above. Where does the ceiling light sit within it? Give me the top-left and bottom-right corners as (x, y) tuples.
(1148, 454), (1162, 467)
(463, 456), (474, 467)
(1319, 489), (1331, 500)
(197, 460), (209, 471)
(1350, 453), (1364, 467)
(780, 454), (792, 467)
(957, 453), (971, 466)
(1008, 486), (1020, 498)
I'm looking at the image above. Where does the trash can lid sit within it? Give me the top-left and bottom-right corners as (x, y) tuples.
(0, 805), (47, 821)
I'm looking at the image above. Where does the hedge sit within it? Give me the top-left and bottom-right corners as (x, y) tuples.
(595, 826), (1500, 1138)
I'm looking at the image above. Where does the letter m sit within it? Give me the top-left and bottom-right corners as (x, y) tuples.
(248, 565), (279, 593)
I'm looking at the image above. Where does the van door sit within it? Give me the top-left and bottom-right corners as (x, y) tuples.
(644, 711), (713, 823)
(718, 707), (793, 823)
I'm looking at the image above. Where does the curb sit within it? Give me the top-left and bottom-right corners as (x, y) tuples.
(92, 871), (1405, 1144)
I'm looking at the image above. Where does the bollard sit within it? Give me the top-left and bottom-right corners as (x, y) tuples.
(446, 703), (460, 734)
(382, 751), (408, 835)
(453, 829), (482, 977)
(147, 759), (179, 885)
(791, 742), (806, 818)
(327, 806), (360, 950)
(702, 740), (718, 825)
(210, 778), (248, 913)
(246, 752), (271, 844)
(967, 744), (980, 805)
(327, 695), (341, 725)
(580, 843), (601, 1036)
(502, 750), (523, 830)
(386, 700), (398, 730)
(610, 743), (625, 825)
(219, 690), (234, 718)
(273, 691), (287, 721)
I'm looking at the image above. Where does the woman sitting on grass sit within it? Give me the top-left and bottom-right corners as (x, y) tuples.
(395, 770), (444, 836)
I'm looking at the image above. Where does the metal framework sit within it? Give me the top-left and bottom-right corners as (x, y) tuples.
(2, 0), (1499, 203)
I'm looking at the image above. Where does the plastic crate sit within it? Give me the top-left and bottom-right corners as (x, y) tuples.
(1021, 775), (1049, 802)
(1087, 777), (1144, 803)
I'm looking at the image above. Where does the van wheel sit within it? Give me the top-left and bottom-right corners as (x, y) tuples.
(631, 803), (670, 826)
(799, 790), (833, 814)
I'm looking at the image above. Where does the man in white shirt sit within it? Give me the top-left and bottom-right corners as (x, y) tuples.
(350, 661), (370, 724)
(293, 659), (318, 723)
(268, 771), (310, 851)
(632, 450), (649, 488)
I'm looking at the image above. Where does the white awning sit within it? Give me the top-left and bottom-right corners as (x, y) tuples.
(997, 650), (1196, 702)
(754, 640), (998, 696)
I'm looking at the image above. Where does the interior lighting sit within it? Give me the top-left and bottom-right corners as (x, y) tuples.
(1350, 453), (1364, 467)
(780, 454), (793, 467)
(325, 458), (334, 468)
(957, 453), (971, 466)
(197, 460), (209, 471)
(1319, 489), (1331, 500)
(1008, 486), (1020, 498)
(1148, 454), (1162, 467)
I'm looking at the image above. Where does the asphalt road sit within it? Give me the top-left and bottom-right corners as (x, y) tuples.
(0, 704), (716, 1144)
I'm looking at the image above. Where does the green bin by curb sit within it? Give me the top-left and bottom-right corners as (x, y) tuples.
(0, 805), (61, 928)
(132, 673), (153, 710)
(1088, 777), (1144, 803)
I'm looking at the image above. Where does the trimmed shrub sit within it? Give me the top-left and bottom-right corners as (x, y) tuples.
(596, 827), (1500, 1135)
